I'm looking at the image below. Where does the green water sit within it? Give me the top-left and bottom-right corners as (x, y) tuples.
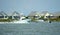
(0, 22), (60, 35)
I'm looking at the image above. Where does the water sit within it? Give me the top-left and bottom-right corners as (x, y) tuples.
(0, 22), (60, 35)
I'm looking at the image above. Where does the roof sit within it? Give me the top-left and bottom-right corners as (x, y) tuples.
(11, 11), (24, 16)
(53, 12), (60, 16)
(11, 11), (20, 16)
(0, 11), (8, 16)
(0, 13), (3, 16)
(28, 11), (40, 16)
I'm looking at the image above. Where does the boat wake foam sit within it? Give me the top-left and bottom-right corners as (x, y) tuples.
(0, 20), (29, 24)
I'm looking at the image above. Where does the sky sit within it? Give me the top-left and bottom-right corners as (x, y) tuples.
(0, 0), (60, 15)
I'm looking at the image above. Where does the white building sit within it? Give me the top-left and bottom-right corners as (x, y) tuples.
(11, 11), (20, 19)
(44, 12), (53, 19)
(0, 11), (8, 19)
(28, 11), (41, 18)
(11, 11), (25, 20)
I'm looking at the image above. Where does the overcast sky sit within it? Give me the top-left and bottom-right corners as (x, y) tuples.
(0, 0), (60, 15)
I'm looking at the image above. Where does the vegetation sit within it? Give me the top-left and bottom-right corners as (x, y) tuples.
(0, 15), (60, 22)
(0, 17), (19, 22)
(29, 16), (60, 22)
(49, 18), (60, 22)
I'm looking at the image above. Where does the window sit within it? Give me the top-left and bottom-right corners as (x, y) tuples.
(0, 16), (4, 18)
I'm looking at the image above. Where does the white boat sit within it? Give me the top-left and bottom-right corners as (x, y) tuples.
(12, 17), (31, 23)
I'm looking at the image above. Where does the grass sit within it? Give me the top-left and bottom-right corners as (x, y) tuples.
(30, 16), (60, 22)
(0, 19), (18, 22)
(0, 16), (60, 22)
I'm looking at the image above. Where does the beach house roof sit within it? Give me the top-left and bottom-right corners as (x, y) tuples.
(0, 11), (8, 16)
(44, 13), (53, 16)
(11, 11), (24, 17)
(28, 11), (40, 16)
(0, 13), (3, 16)
(11, 11), (20, 16)
(53, 12), (60, 16)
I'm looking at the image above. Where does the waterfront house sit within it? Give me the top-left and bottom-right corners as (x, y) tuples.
(0, 11), (8, 19)
(50, 12), (60, 19)
(54, 12), (60, 17)
(11, 11), (20, 20)
(44, 12), (53, 19)
(1, 11), (8, 19)
(0, 13), (4, 19)
(28, 11), (41, 19)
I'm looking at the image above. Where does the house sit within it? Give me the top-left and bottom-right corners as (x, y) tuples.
(11, 11), (20, 20)
(53, 12), (60, 17)
(0, 13), (4, 19)
(0, 11), (8, 19)
(28, 11), (41, 19)
(44, 12), (53, 19)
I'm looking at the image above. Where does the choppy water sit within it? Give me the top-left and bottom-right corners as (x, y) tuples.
(0, 22), (60, 35)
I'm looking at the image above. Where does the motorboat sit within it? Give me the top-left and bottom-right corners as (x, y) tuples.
(12, 17), (31, 23)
